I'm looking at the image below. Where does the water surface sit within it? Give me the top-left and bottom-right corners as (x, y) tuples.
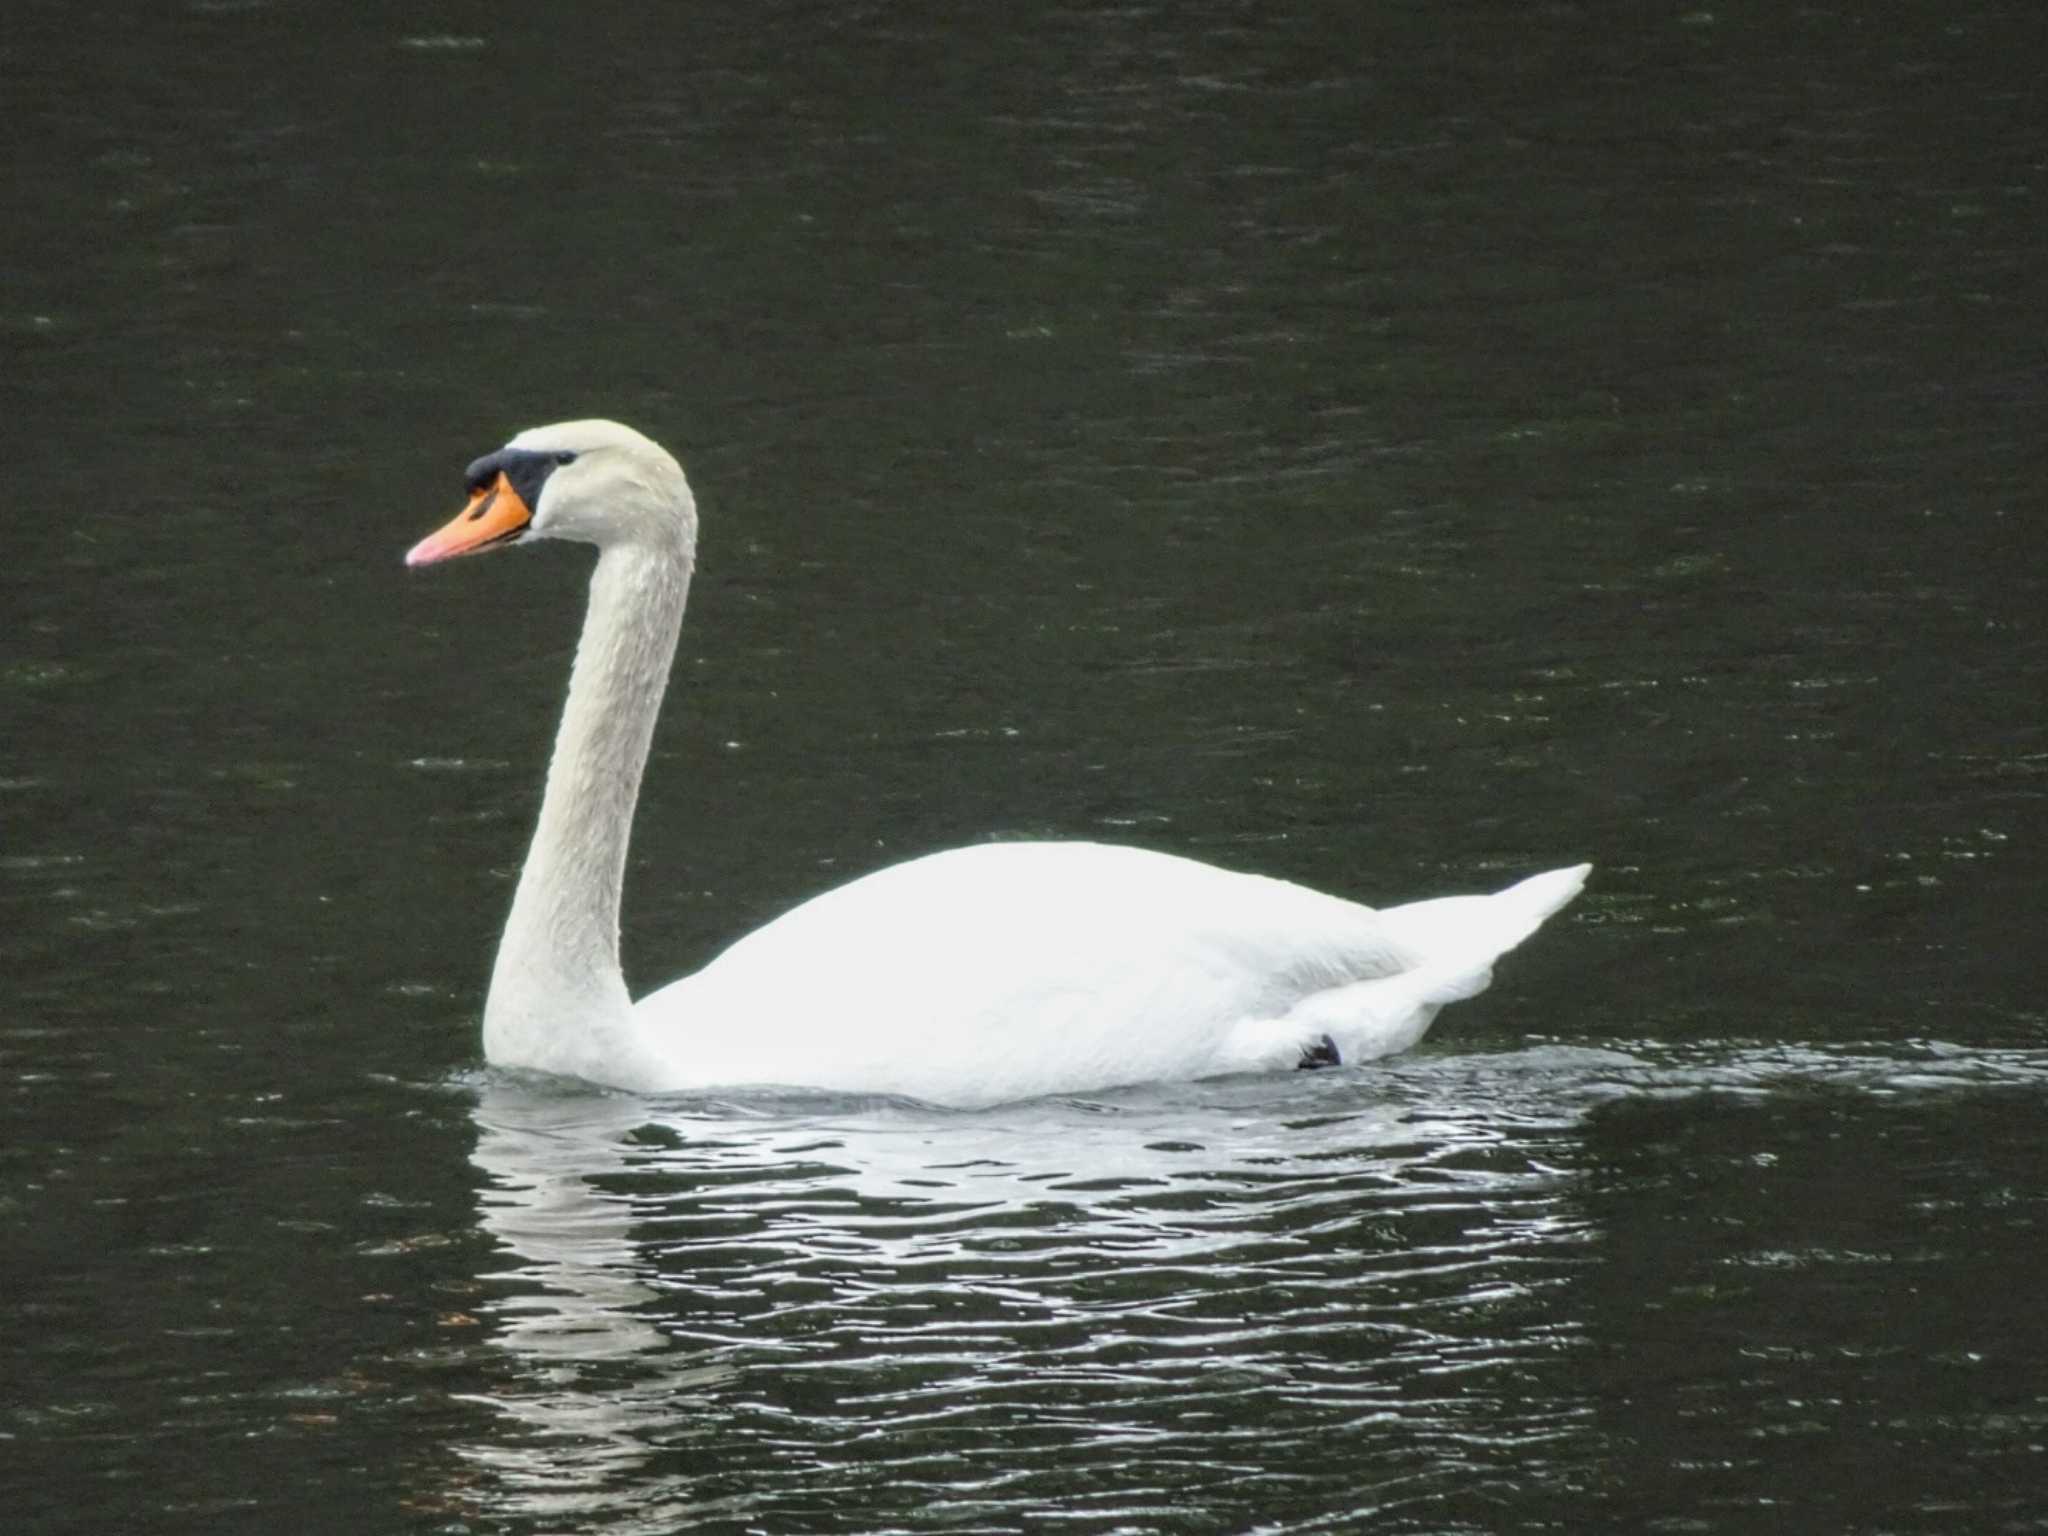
(3, 1), (2044, 1531)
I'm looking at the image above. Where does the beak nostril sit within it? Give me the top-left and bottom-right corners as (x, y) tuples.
(465, 488), (499, 523)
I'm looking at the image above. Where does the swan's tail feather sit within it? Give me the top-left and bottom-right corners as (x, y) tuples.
(1486, 861), (1593, 948)
(1415, 956), (1496, 1008)
(1288, 862), (1591, 1064)
(1375, 862), (1591, 967)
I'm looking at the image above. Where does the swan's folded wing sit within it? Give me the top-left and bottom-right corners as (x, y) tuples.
(632, 841), (1419, 1102)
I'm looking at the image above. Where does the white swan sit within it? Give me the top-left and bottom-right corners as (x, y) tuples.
(407, 419), (1589, 1108)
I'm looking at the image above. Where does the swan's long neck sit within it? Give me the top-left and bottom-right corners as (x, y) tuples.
(483, 538), (691, 1082)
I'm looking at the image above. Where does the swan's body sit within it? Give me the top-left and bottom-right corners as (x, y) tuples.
(409, 420), (1588, 1109)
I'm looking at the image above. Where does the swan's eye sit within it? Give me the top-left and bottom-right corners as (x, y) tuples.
(554, 451), (578, 466)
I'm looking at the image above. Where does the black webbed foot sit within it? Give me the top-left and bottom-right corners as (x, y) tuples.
(1296, 1034), (1341, 1070)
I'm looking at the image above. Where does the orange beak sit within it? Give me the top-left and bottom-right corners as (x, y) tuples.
(405, 473), (535, 567)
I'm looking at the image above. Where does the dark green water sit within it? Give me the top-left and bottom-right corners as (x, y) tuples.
(4, 2), (2045, 1531)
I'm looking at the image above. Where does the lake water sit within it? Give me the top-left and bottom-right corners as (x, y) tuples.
(4, 2), (2045, 1532)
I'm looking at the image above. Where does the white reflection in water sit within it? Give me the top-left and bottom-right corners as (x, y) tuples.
(456, 1040), (2048, 1532)
(460, 1086), (735, 1526)
(457, 1055), (1595, 1529)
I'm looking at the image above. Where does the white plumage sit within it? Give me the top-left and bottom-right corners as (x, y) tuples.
(409, 419), (1589, 1108)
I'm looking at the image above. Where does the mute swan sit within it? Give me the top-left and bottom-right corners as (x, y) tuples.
(406, 419), (1589, 1108)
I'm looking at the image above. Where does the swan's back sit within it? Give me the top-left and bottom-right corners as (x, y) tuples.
(634, 842), (1585, 1106)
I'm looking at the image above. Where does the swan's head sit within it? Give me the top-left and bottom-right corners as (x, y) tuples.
(406, 418), (696, 567)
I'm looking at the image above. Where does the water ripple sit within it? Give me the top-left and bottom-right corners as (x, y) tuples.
(441, 1040), (2048, 1530)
